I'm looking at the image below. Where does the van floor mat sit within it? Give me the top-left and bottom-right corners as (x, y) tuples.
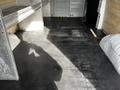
(47, 21), (120, 90)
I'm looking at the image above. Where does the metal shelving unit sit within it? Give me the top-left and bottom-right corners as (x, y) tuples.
(0, 9), (19, 80)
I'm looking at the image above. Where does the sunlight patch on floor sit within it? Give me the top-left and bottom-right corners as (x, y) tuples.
(28, 48), (40, 57)
(21, 31), (96, 90)
(35, 39), (96, 90)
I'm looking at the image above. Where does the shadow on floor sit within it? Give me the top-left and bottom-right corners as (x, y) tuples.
(44, 17), (120, 90)
(43, 17), (86, 30)
(0, 41), (62, 90)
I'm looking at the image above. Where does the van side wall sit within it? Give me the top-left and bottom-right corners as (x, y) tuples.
(0, 0), (16, 8)
(102, 0), (120, 34)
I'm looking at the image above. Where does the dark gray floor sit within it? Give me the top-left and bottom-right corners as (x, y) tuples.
(45, 18), (120, 90)
(0, 41), (62, 90)
(0, 18), (120, 90)
(47, 27), (120, 90)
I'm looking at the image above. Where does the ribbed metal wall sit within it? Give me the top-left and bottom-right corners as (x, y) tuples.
(51, 0), (86, 17)
(53, 0), (70, 17)
(70, 0), (86, 17)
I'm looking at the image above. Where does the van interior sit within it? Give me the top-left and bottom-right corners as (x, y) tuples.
(0, 0), (120, 90)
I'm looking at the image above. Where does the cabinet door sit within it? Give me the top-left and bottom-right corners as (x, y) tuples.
(52, 0), (70, 17)
(70, 0), (86, 17)
(0, 11), (18, 80)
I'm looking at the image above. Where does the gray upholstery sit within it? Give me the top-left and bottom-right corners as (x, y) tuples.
(100, 34), (120, 75)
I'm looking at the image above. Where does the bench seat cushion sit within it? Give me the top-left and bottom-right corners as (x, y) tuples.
(100, 34), (120, 75)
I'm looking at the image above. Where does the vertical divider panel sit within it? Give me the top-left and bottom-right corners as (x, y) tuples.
(0, 9), (19, 80)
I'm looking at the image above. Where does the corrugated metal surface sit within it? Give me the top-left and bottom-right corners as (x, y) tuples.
(53, 0), (70, 17)
(70, 0), (86, 17)
(52, 0), (86, 17)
